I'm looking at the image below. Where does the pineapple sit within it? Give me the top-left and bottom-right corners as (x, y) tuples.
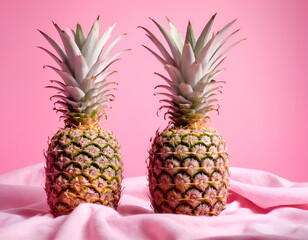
(39, 17), (127, 217)
(141, 14), (244, 216)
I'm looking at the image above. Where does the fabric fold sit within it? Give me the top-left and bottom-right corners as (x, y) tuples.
(0, 164), (307, 240)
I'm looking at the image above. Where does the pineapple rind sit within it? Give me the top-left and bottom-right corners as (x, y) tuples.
(45, 125), (122, 217)
(148, 124), (230, 216)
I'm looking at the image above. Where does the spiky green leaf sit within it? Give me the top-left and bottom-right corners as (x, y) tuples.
(194, 13), (216, 56)
(151, 18), (182, 66)
(75, 23), (86, 50)
(168, 18), (184, 52)
(140, 26), (175, 65)
(82, 17), (100, 64)
(185, 21), (196, 49)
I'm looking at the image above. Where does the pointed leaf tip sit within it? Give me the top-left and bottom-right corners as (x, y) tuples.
(149, 17), (158, 24)
(52, 21), (58, 27)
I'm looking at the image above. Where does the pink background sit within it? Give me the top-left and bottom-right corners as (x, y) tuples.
(0, 0), (307, 181)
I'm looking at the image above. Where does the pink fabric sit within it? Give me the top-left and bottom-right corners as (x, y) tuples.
(0, 164), (307, 240)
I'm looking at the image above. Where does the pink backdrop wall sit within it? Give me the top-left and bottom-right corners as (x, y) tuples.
(0, 0), (307, 181)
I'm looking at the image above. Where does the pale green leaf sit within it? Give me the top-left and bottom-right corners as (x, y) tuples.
(53, 22), (82, 74)
(168, 18), (184, 52)
(185, 21), (196, 49)
(66, 86), (85, 101)
(100, 34), (126, 60)
(74, 55), (89, 83)
(89, 23), (116, 69)
(194, 13), (216, 56)
(38, 29), (67, 62)
(75, 23), (86, 50)
(44, 65), (79, 87)
(185, 62), (202, 88)
(164, 64), (184, 84)
(151, 18), (182, 66)
(180, 42), (195, 75)
(38, 46), (70, 73)
(142, 45), (167, 65)
(140, 26), (175, 65)
(81, 17), (99, 64)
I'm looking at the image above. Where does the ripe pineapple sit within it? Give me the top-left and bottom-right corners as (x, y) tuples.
(141, 14), (244, 216)
(39, 17), (127, 217)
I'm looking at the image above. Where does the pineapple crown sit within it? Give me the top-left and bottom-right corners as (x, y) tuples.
(39, 16), (128, 126)
(140, 14), (244, 126)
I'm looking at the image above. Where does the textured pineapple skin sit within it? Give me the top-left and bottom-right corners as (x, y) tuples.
(148, 124), (230, 216)
(45, 125), (122, 217)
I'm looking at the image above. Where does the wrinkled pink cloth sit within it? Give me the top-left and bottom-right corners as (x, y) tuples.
(0, 164), (307, 240)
